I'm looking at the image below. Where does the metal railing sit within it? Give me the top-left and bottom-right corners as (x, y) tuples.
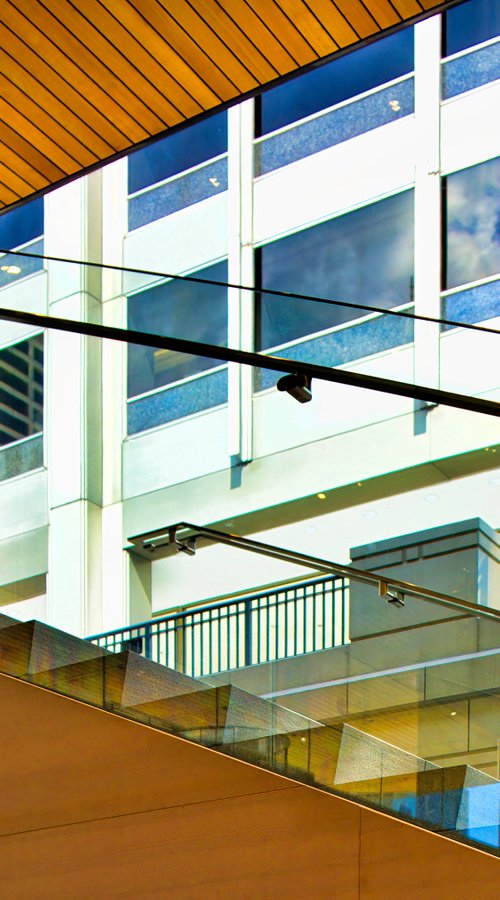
(88, 575), (347, 678)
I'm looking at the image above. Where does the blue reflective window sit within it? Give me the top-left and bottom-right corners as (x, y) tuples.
(128, 261), (228, 397)
(257, 29), (414, 136)
(257, 191), (414, 350)
(0, 334), (44, 447)
(444, 0), (500, 55)
(445, 157), (500, 290)
(128, 111), (228, 194)
(0, 197), (43, 250)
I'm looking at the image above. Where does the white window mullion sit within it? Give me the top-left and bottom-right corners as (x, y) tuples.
(413, 15), (442, 391)
(227, 100), (254, 464)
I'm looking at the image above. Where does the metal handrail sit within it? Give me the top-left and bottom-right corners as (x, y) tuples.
(127, 521), (500, 623)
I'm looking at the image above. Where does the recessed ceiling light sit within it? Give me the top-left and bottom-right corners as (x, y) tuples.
(0, 264), (21, 275)
(317, 492), (327, 500)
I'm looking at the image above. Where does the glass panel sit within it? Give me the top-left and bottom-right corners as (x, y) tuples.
(129, 157), (228, 231)
(444, 0), (500, 56)
(128, 110), (228, 194)
(127, 367), (227, 434)
(127, 260), (228, 430)
(0, 238), (45, 289)
(4, 565), (497, 853)
(255, 78), (414, 177)
(256, 191), (414, 351)
(257, 28), (414, 136)
(0, 334), (44, 447)
(127, 260), (228, 394)
(445, 157), (500, 291)
(0, 434), (43, 482)
(442, 278), (500, 328)
(0, 197), (43, 250)
(442, 41), (500, 100)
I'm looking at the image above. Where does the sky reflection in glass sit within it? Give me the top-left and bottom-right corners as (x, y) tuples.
(0, 198), (43, 250)
(257, 191), (414, 350)
(257, 29), (413, 136)
(128, 261), (228, 397)
(445, 157), (500, 290)
(444, 0), (500, 56)
(128, 111), (227, 194)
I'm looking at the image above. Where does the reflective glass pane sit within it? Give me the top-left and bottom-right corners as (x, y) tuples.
(0, 334), (44, 447)
(444, 0), (500, 56)
(257, 29), (414, 136)
(0, 197), (43, 250)
(128, 111), (228, 194)
(445, 157), (500, 290)
(256, 191), (414, 350)
(127, 260), (228, 397)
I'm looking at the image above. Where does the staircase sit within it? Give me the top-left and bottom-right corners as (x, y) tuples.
(0, 612), (498, 856)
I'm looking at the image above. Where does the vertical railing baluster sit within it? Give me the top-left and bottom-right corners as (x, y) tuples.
(244, 599), (252, 666)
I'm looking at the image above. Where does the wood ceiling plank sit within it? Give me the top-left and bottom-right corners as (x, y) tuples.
(304, 0), (360, 47)
(0, 69), (108, 167)
(0, 144), (49, 192)
(90, 0), (205, 118)
(100, 0), (223, 109)
(159, 0), (259, 93)
(190, 0), (281, 83)
(0, 124), (65, 185)
(0, 45), (122, 158)
(2, 2), (158, 143)
(333, 0), (379, 38)
(273, 0), (339, 55)
(245, 0), (319, 66)
(0, 163), (38, 198)
(0, 100), (81, 174)
(29, 0), (182, 127)
(0, 181), (24, 206)
(215, 0), (300, 74)
(363, 0), (402, 28)
(127, 0), (240, 102)
(390, 1), (424, 16)
(419, 0), (443, 10)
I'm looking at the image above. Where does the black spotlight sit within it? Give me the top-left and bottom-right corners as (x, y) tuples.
(277, 372), (312, 404)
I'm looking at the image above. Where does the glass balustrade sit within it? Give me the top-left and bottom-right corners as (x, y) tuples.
(0, 551), (498, 856)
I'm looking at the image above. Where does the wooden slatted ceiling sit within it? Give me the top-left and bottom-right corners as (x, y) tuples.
(0, 0), (457, 211)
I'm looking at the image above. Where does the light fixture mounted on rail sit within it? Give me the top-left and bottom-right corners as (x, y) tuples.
(277, 372), (312, 404)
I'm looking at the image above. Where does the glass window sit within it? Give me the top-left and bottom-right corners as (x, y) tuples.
(0, 334), (44, 446)
(257, 29), (414, 136)
(445, 157), (500, 290)
(128, 111), (228, 195)
(128, 261), (228, 397)
(0, 197), (43, 251)
(444, 0), (500, 56)
(256, 191), (414, 350)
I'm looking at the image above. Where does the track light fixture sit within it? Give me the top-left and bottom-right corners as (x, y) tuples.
(175, 537), (197, 556)
(277, 372), (312, 404)
(379, 580), (405, 608)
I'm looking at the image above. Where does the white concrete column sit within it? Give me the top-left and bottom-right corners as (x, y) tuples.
(45, 175), (103, 636)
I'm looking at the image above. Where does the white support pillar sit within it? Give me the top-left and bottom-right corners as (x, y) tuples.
(413, 15), (442, 391)
(45, 176), (103, 636)
(227, 100), (254, 464)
